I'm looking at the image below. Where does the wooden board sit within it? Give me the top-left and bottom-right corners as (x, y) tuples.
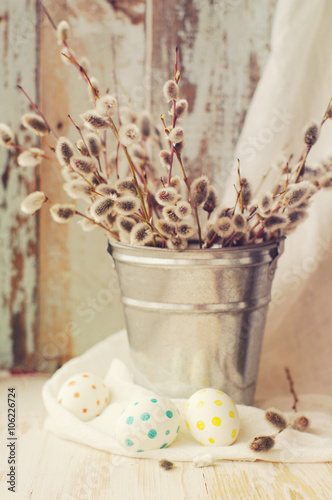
(0, 0), (39, 370)
(0, 374), (331, 499)
(1, 0), (278, 369)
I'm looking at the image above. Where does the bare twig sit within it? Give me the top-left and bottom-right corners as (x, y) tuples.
(285, 366), (298, 412)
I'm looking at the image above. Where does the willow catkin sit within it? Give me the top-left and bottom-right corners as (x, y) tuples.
(156, 219), (176, 237)
(63, 181), (92, 201)
(56, 137), (75, 166)
(96, 95), (117, 117)
(203, 186), (219, 214)
(304, 122), (319, 146)
(90, 197), (115, 222)
(114, 196), (140, 215)
(118, 124), (141, 147)
(18, 148), (44, 168)
(163, 80), (179, 101)
(21, 191), (47, 214)
(50, 204), (75, 224)
(162, 206), (180, 223)
(57, 20), (70, 45)
(70, 156), (96, 175)
(21, 113), (49, 136)
(155, 187), (178, 206)
(0, 123), (14, 146)
(80, 110), (111, 130)
(191, 175), (209, 206)
(85, 133), (103, 157)
(130, 222), (152, 246)
(168, 126), (184, 144)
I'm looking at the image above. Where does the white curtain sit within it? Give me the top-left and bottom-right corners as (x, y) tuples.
(226, 0), (332, 397)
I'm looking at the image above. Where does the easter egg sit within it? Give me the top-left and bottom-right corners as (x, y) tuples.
(185, 388), (240, 446)
(57, 372), (109, 421)
(116, 396), (181, 452)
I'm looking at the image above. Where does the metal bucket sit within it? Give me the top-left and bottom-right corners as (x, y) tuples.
(108, 239), (284, 405)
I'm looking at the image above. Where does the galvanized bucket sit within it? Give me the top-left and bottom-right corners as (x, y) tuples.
(108, 239), (284, 405)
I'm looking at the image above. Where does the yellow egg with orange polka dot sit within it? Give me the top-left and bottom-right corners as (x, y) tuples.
(57, 373), (109, 421)
(185, 388), (240, 446)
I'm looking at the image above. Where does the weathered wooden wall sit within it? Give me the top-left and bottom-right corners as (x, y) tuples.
(0, 0), (277, 371)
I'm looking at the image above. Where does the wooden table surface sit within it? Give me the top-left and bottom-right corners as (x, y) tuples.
(0, 374), (331, 500)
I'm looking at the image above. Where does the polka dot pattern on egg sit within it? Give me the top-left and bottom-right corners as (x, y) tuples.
(57, 373), (109, 422)
(115, 396), (181, 452)
(185, 388), (240, 446)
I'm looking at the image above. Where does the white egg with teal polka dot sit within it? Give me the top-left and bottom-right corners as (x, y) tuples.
(115, 396), (181, 452)
(185, 388), (240, 446)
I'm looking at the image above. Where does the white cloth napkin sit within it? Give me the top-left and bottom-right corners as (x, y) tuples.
(43, 330), (332, 464)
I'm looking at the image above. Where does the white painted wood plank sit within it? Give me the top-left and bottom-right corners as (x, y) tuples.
(0, 0), (38, 369)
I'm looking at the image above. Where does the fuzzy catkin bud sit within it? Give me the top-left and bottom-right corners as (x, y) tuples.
(57, 20), (70, 45)
(63, 181), (92, 201)
(264, 214), (288, 231)
(265, 408), (287, 430)
(50, 204), (75, 224)
(96, 184), (119, 198)
(258, 192), (273, 217)
(90, 197), (115, 222)
(118, 123), (141, 147)
(156, 187), (178, 206)
(320, 173), (332, 189)
(250, 436), (275, 452)
(203, 186), (219, 214)
(286, 209), (308, 230)
(156, 219), (176, 237)
(80, 110), (111, 130)
(130, 222), (152, 246)
(177, 222), (195, 239)
(139, 111), (152, 138)
(76, 139), (89, 156)
(115, 196), (140, 215)
(191, 175), (209, 206)
(284, 181), (317, 207)
(85, 133), (102, 157)
(304, 122), (319, 146)
(70, 156), (96, 175)
(232, 213), (247, 233)
(162, 206), (180, 223)
(115, 178), (137, 196)
(214, 217), (234, 238)
(168, 126), (184, 144)
(117, 216), (136, 234)
(18, 147), (44, 168)
(241, 178), (252, 206)
(163, 80), (179, 101)
(21, 191), (46, 214)
(290, 414), (310, 432)
(77, 218), (96, 232)
(56, 137), (75, 166)
(174, 141), (185, 155)
(174, 201), (191, 219)
(96, 95), (117, 117)
(159, 150), (172, 168)
(22, 113), (49, 136)
(167, 236), (188, 250)
(174, 99), (188, 119)
(0, 123), (14, 146)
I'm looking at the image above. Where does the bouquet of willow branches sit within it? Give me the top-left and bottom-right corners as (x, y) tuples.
(1, 14), (332, 251)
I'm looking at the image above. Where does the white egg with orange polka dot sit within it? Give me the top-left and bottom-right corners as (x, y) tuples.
(57, 373), (109, 421)
(185, 388), (240, 446)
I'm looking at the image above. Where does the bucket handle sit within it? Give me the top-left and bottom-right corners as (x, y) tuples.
(268, 238), (284, 280)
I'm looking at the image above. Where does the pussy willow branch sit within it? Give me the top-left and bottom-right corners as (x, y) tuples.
(285, 366), (298, 412)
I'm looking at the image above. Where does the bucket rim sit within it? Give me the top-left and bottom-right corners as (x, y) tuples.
(108, 236), (285, 256)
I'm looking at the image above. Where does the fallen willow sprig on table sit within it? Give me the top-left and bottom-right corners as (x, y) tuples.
(2, 9), (332, 250)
